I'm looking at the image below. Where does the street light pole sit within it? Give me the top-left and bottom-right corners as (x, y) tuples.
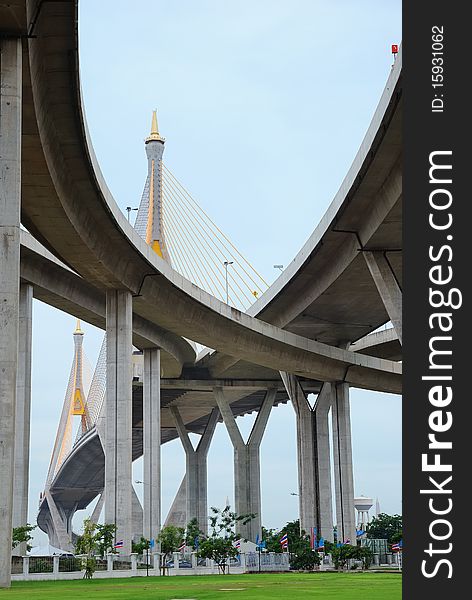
(126, 206), (139, 223)
(223, 261), (233, 304)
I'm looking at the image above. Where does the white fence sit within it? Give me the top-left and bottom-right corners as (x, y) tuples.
(11, 551), (290, 581)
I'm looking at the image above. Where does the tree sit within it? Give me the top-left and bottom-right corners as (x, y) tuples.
(197, 505), (254, 574)
(75, 518), (97, 579)
(282, 520), (309, 556)
(157, 525), (185, 575)
(331, 544), (355, 570)
(278, 519), (321, 571)
(262, 526), (283, 553)
(94, 523), (117, 556)
(12, 524), (36, 552)
(390, 530), (403, 545)
(366, 513), (402, 544)
(353, 545), (373, 570)
(290, 547), (321, 570)
(199, 536), (239, 574)
(132, 536), (150, 555)
(331, 544), (373, 570)
(185, 517), (204, 550)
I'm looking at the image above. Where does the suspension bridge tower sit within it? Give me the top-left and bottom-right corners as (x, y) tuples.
(41, 320), (91, 552)
(71, 319), (88, 435)
(135, 110), (170, 260)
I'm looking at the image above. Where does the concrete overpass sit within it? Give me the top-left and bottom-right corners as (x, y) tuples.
(1, 0), (401, 585)
(21, 222), (400, 549)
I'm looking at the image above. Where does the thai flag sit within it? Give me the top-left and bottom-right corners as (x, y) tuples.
(392, 541), (402, 551)
(280, 533), (288, 549)
(234, 539), (241, 549)
(114, 540), (124, 548)
(179, 540), (186, 553)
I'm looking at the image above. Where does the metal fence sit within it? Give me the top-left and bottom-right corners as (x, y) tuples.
(58, 557), (81, 572)
(112, 555), (131, 570)
(29, 556), (53, 573)
(178, 552), (192, 568)
(94, 558), (108, 571)
(137, 553), (153, 570)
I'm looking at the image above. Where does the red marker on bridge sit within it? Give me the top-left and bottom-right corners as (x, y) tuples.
(392, 44), (399, 61)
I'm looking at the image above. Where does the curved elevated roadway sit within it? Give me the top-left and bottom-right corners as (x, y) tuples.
(15, 0), (400, 393)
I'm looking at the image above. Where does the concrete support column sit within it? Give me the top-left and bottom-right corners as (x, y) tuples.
(363, 251), (402, 344)
(143, 348), (161, 543)
(281, 373), (334, 541)
(315, 384), (335, 541)
(90, 492), (105, 524)
(44, 491), (73, 552)
(0, 37), (22, 588)
(12, 284), (33, 556)
(214, 387), (276, 542)
(170, 407), (219, 533)
(64, 504), (77, 537)
(331, 382), (356, 544)
(105, 290), (133, 554)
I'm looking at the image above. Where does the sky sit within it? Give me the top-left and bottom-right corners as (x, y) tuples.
(27, 0), (402, 545)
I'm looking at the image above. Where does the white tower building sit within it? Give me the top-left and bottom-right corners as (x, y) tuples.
(354, 496), (374, 531)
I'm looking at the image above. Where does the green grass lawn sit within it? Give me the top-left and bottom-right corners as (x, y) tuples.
(2, 572), (401, 599)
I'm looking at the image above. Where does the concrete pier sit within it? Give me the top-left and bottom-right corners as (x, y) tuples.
(90, 492), (105, 524)
(143, 347), (161, 542)
(105, 290), (133, 554)
(331, 382), (356, 544)
(215, 387), (275, 542)
(281, 374), (334, 541)
(170, 407), (219, 533)
(12, 284), (33, 556)
(44, 491), (73, 552)
(364, 251), (402, 344)
(0, 37), (22, 588)
(315, 384), (334, 541)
